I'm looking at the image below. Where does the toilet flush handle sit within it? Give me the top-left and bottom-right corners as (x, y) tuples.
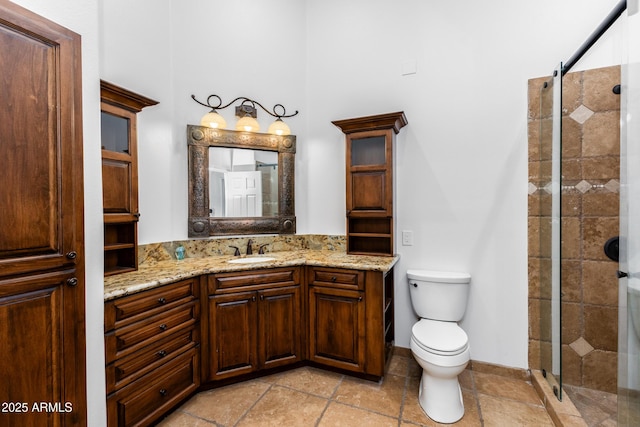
(410, 282), (417, 287)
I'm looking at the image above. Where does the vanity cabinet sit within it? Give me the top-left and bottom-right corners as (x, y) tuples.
(104, 278), (201, 427)
(307, 266), (395, 378)
(332, 112), (407, 256)
(101, 81), (158, 276)
(204, 267), (303, 381)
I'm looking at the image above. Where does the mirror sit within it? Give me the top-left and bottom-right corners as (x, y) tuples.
(209, 147), (278, 218)
(188, 125), (296, 236)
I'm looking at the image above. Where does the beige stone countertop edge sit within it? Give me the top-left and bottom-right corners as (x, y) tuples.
(104, 250), (399, 301)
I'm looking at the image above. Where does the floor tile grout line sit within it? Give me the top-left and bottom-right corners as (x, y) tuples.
(174, 409), (225, 427)
(397, 369), (411, 427)
(314, 373), (345, 426)
(468, 370), (485, 426)
(231, 382), (274, 427)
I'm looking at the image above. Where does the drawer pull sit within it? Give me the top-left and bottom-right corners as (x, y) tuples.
(156, 350), (167, 357)
(159, 389), (168, 397)
(331, 276), (337, 282)
(158, 297), (167, 304)
(159, 324), (168, 331)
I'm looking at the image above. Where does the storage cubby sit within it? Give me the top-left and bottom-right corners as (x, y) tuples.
(104, 223), (137, 275)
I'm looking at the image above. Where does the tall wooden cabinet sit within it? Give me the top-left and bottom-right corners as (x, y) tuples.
(101, 81), (158, 275)
(0, 2), (86, 425)
(333, 112), (407, 256)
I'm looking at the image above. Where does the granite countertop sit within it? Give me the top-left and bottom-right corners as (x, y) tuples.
(104, 250), (399, 301)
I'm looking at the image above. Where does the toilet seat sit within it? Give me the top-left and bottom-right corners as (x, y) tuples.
(412, 319), (468, 356)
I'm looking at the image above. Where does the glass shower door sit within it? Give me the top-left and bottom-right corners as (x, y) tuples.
(619, 2), (640, 424)
(539, 64), (564, 400)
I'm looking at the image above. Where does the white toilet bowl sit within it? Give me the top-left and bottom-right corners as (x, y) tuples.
(410, 318), (470, 424)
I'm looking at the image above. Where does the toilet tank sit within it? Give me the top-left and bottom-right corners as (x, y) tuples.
(407, 270), (471, 321)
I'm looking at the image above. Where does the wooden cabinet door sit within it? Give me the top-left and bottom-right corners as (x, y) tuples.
(101, 104), (138, 219)
(0, 3), (85, 426)
(345, 129), (393, 217)
(0, 271), (79, 426)
(258, 286), (302, 369)
(208, 292), (257, 380)
(308, 286), (365, 372)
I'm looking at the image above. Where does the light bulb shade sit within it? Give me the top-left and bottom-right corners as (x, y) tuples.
(267, 118), (291, 136)
(200, 110), (227, 129)
(236, 115), (260, 132)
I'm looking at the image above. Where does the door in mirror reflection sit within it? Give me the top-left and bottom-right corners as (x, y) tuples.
(209, 147), (278, 217)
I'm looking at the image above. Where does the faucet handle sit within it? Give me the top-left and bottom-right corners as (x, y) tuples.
(229, 245), (241, 256)
(258, 244), (269, 255)
(246, 239), (253, 255)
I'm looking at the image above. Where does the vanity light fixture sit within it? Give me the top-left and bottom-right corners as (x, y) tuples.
(191, 94), (298, 135)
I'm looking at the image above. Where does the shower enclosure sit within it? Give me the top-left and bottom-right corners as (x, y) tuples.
(529, 0), (640, 424)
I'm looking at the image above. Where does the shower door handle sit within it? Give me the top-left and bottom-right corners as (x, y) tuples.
(604, 236), (619, 262)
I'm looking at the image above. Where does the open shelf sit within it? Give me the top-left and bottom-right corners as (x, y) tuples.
(104, 223), (137, 276)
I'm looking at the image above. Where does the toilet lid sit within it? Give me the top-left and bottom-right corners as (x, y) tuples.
(412, 319), (468, 355)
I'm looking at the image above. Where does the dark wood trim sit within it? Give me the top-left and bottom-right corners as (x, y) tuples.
(332, 111), (408, 135)
(100, 80), (158, 112)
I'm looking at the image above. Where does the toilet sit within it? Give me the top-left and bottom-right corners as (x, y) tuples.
(407, 269), (471, 424)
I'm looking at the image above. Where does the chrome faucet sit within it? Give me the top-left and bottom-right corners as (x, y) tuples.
(246, 239), (253, 255)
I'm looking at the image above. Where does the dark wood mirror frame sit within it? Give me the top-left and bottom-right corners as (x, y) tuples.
(187, 125), (296, 236)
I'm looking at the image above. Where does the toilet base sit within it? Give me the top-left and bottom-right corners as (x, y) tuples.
(418, 369), (464, 424)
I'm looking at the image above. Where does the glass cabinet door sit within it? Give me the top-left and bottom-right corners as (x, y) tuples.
(101, 111), (130, 154)
(350, 135), (386, 166)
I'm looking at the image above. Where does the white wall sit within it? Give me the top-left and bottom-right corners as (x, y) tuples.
(304, 0), (626, 368)
(8, 0), (106, 424)
(100, 0), (307, 243)
(97, 0), (628, 380)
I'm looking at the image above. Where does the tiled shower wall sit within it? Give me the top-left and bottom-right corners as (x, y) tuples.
(528, 66), (621, 393)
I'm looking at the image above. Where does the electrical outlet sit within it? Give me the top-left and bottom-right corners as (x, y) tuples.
(402, 230), (414, 246)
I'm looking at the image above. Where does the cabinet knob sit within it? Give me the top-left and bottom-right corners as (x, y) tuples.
(159, 389), (167, 396)
(156, 350), (167, 357)
(331, 276), (337, 282)
(66, 251), (77, 260)
(251, 296), (256, 302)
(358, 296), (363, 302)
(260, 294), (264, 301)
(66, 277), (78, 286)
(159, 324), (167, 331)
(158, 297), (167, 304)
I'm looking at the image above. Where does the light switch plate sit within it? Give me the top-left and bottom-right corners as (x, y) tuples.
(402, 230), (414, 246)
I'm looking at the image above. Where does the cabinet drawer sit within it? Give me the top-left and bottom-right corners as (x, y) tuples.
(107, 348), (199, 427)
(106, 327), (199, 394)
(208, 267), (300, 294)
(308, 267), (364, 290)
(105, 278), (198, 332)
(105, 302), (198, 363)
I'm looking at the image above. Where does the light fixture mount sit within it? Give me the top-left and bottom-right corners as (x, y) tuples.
(192, 94), (298, 135)
(191, 94), (298, 120)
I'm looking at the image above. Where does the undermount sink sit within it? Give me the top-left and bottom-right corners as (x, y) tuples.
(227, 256), (276, 264)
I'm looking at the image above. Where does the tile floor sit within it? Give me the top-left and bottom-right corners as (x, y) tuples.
(158, 352), (557, 426)
(563, 385), (617, 427)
